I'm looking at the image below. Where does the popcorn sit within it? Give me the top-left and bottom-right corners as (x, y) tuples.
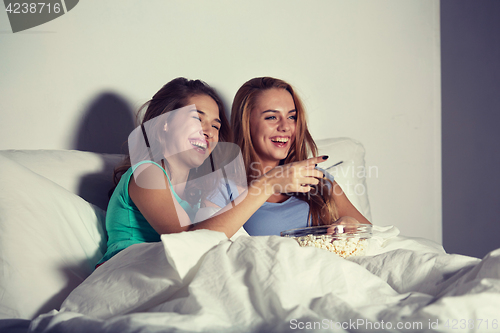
(294, 234), (368, 258)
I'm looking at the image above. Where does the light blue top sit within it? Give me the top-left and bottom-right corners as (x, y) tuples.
(97, 160), (199, 265)
(244, 196), (311, 236)
(208, 168), (334, 236)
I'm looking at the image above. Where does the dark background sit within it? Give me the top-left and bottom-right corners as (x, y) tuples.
(441, 0), (500, 258)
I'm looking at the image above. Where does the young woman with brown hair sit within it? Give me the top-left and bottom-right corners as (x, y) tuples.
(97, 77), (232, 265)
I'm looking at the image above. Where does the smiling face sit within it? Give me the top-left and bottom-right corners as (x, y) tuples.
(249, 88), (297, 168)
(163, 94), (221, 170)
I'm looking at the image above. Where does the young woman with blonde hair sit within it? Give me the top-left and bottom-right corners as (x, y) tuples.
(228, 77), (371, 235)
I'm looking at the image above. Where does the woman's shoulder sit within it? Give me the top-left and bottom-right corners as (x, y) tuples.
(130, 161), (170, 190)
(110, 161), (168, 208)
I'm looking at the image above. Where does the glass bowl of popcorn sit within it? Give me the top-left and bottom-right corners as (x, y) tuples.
(280, 223), (373, 258)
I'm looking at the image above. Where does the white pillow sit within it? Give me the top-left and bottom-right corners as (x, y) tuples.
(315, 137), (372, 221)
(0, 154), (107, 320)
(0, 150), (123, 211)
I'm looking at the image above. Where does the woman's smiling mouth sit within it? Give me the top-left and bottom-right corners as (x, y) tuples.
(189, 138), (208, 153)
(270, 136), (290, 148)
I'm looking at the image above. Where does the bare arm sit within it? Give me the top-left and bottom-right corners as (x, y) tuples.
(129, 156), (328, 238)
(129, 164), (191, 234)
(331, 180), (371, 225)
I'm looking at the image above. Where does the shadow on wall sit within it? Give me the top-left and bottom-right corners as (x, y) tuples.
(76, 155), (126, 211)
(73, 92), (135, 155)
(73, 92), (134, 210)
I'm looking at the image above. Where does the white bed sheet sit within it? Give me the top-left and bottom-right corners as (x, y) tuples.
(29, 226), (500, 333)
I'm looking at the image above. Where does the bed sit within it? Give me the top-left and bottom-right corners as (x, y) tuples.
(1, 138), (499, 333)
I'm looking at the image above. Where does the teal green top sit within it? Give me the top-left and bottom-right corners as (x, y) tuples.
(97, 160), (199, 266)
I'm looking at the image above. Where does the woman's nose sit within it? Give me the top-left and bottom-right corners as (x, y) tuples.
(201, 125), (214, 139)
(277, 118), (290, 132)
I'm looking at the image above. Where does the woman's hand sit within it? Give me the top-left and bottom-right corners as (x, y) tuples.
(259, 155), (328, 194)
(327, 216), (362, 234)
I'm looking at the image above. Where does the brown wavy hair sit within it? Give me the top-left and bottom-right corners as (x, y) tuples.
(231, 77), (338, 226)
(110, 77), (231, 204)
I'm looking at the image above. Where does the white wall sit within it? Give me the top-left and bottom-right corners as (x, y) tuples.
(0, 1), (441, 243)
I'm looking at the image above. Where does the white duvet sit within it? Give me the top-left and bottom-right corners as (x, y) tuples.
(29, 226), (500, 333)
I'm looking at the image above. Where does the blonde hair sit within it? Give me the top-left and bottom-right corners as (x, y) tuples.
(231, 77), (338, 226)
